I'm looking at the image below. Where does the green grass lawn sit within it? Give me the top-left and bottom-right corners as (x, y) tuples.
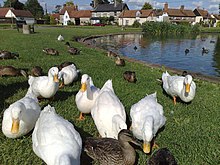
(0, 26), (219, 165)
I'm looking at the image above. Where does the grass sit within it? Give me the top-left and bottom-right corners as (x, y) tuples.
(0, 26), (220, 165)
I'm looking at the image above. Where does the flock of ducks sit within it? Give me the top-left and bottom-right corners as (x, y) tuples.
(0, 34), (198, 165)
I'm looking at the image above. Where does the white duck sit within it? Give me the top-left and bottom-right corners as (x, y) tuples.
(28, 67), (59, 99)
(2, 88), (41, 138)
(32, 104), (82, 165)
(162, 71), (196, 105)
(75, 74), (100, 120)
(91, 79), (127, 139)
(130, 92), (166, 154)
(58, 64), (79, 87)
(57, 34), (64, 41)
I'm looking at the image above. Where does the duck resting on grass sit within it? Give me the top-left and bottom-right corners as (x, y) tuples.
(2, 88), (41, 138)
(123, 71), (137, 83)
(43, 48), (59, 56)
(130, 92), (166, 154)
(162, 71), (196, 105)
(65, 42), (80, 55)
(57, 34), (64, 41)
(91, 79), (127, 139)
(115, 56), (125, 66)
(32, 105), (82, 165)
(75, 74), (100, 120)
(84, 129), (141, 165)
(0, 50), (19, 60)
(28, 67), (59, 99)
(30, 66), (43, 77)
(0, 66), (27, 77)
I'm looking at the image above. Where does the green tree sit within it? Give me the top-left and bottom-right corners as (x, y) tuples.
(4, 0), (24, 10)
(141, 2), (153, 10)
(25, 0), (44, 19)
(65, 0), (74, 6)
(50, 15), (56, 25)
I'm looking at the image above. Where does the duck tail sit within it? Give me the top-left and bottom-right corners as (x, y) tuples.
(101, 79), (113, 93)
(20, 69), (27, 77)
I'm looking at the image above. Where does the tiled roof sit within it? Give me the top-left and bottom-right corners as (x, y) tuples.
(51, 13), (60, 19)
(0, 7), (10, 18)
(93, 3), (129, 12)
(119, 10), (155, 18)
(60, 6), (77, 15)
(11, 9), (34, 18)
(68, 10), (91, 18)
(159, 8), (195, 17)
(193, 8), (211, 19)
(213, 14), (220, 20)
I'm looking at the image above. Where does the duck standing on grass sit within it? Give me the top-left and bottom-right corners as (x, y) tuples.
(130, 92), (166, 154)
(91, 79), (127, 139)
(32, 105), (82, 165)
(58, 64), (80, 87)
(84, 129), (141, 165)
(28, 67), (59, 99)
(162, 71), (196, 105)
(75, 74), (100, 120)
(2, 88), (41, 138)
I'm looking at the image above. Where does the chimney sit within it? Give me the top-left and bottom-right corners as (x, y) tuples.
(114, 0), (119, 8)
(164, 2), (168, 12)
(180, 5), (184, 11)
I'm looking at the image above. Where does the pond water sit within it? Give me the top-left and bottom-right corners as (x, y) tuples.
(90, 33), (220, 77)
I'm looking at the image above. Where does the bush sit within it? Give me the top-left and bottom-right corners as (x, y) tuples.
(132, 20), (141, 28)
(216, 21), (220, 27)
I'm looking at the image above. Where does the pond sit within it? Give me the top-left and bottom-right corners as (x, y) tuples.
(89, 33), (220, 77)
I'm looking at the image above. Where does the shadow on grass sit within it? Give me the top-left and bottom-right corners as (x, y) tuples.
(0, 80), (28, 111)
(53, 90), (78, 102)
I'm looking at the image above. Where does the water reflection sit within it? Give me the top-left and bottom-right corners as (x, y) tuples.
(91, 33), (220, 77)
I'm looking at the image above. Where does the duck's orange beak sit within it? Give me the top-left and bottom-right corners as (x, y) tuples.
(185, 83), (190, 93)
(11, 118), (19, 134)
(80, 83), (87, 92)
(53, 74), (59, 83)
(143, 141), (151, 154)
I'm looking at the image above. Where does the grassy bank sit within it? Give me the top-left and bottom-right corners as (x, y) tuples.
(0, 26), (219, 165)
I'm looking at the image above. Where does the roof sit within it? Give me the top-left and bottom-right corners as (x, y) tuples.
(119, 10), (155, 18)
(51, 13), (60, 19)
(193, 8), (211, 19)
(11, 9), (34, 18)
(159, 8), (195, 17)
(93, 3), (129, 12)
(67, 10), (91, 18)
(60, 6), (77, 15)
(0, 7), (10, 18)
(212, 14), (220, 20)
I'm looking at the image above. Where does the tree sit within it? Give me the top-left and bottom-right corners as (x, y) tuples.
(141, 2), (153, 10)
(4, 0), (25, 10)
(25, 0), (44, 19)
(65, 0), (74, 6)
(95, 0), (109, 5)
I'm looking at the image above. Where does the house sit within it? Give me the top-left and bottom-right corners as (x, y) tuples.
(193, 8), (211, 24)
(62, 9), (91, 25)
(118, 9), (157, 26)
(59, 5), (78, 25)
(91, 2), (129, 24)
(0, 8), (34, 25)
(51, 13), (60, 24)
(158, 3), (196, 24)
(211, 14), (220, 27)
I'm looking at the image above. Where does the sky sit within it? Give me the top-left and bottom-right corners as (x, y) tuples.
(0, 0), (220, 14)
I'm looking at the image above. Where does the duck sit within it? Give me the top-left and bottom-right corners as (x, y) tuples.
(42, 48), (59, 56)
(65, 42), (80, 55)
(84, 129), (141, 165)
(123, 71), (137, 83)
(28, 67), (59, 99)
(162, 71), (196, 105)
(147, 148), (177, 165)
(115, 56), (125, 66)
(57, 34), (64, 41)
(2, 88), (41, 138)
(130, 92), (166, 154)
(107, 50), (118, 58)
(30, 66), (44, 77)
(185, 49), (189, 55)
(134, 46), (137, 51)
(202, 47), (209, 54)
(91, 79), (127, 139)
(32, 104), (82, 165)
(58, 61), (76, 71)
(0, 66), (27, 77)
(75, 74), (100, 120)
(58, 64), (80, 87)
(0, 50), (19, 60)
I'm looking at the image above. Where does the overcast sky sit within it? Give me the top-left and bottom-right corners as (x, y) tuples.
(0, 0), (219, 14)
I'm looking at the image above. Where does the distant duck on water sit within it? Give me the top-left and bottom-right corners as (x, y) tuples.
(202, 47), (209, 54)
(185, 49), (189, 55)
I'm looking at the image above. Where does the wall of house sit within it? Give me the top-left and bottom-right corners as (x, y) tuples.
(80, 18), (90, 25)
(63, 11), (70, 25)
(195, 16), (203, 23)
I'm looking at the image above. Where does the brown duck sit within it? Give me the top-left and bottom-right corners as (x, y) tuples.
(107, 50), (118, 58)
(65, 42), (80, 55)
(0, 66), (27, 77)
(30, 66), (43, 77)
(123, 71), (137, 83)
(42, 48), (59, 56)
(0, 51), (19, 60)
(115, 56), (125, 66)
(84, 129), (141, 165)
